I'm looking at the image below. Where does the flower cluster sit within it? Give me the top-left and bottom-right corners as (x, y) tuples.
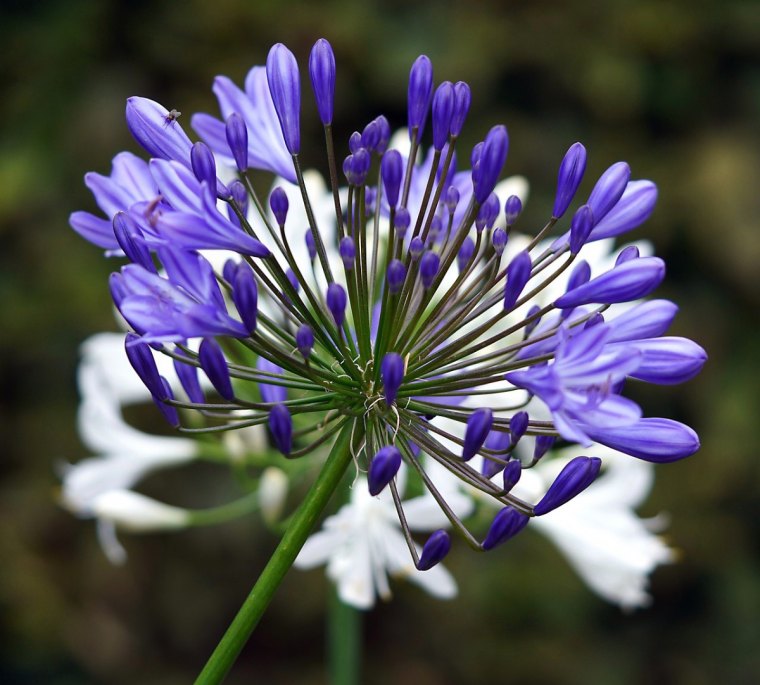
(70, 39), (705, 588)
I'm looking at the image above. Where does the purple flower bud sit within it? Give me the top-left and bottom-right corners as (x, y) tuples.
(502, 460), (522, 492)
(566, 260), (591, 294)
(431, 81), (455, 151)
(386, 259), (406, 294)
(308, 38), (335, 125)
(457, 236), (476, 272)
(474, 125), (509, 204)
(326, 283), (347, 328)
(381, 352), (404, 404)
(125, 333), (165, 399)
(231, 263), (258, 334)
(368, 445), (402, 495)
(374, 116), (391, 154)
(476, 192), (500, 232)
(492, 227), (508, 255)
(408, 55), (434, 137)
(555, 256), (665, 308)
(266, 43), (301, 155)
(503, 251), (532, 310)
(450, 81), (471, 137)
(109, 273), (127, 309)
(304, 230), (317, 261)
(533, 456), (601, 516)
(153, 376), (179, 427)
(227, 180), (248, 227)
(587, 161), (631, 224)
(615, 245), (640, 265)
(296, 324), (314, 361)
(409, 236), (425, 260)
(191, 142), (217, 189)
(463, 408), (493, 461)
(524, 304), (542, 336)
(445, 186), (460, 213)
(113, 212), (154, 273)
(417, 530), (452, 571)
(125, 96), (192, 163)
(339, 236), (356, 269)
(199, 338), (234, 401)
(420, 250), (440, 289)
(607, 299), (678, 343)
(626, 337), (707, 385)
(286, 268), (300, 294)
(504, 195), (523, 225)
(222, 260), (238, 286)
(471, 141), (484, 169)
(174, 358), (205, 405)
(569, 204), (594, 254)
(590, 180), (658, 241)
(482, 430), (509, 479)
(553, 142), (587, 219)
(361, 120), (380, 151)
(266, 187), (289, 227)
(268, 404), (293, 455)
(394, 207), (411, 237)
(348, 131), (362, 153)
(482, 506), (530, 550)
(427, 215), (442, 243)
(225, 112), (249, 172)
(589, 418), (699, 462)
(509, 411), (528, 446)
(381, 150), (404, 209)
(533, 435), (555, 462)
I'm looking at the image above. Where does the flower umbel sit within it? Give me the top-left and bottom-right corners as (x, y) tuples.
(71, 39), (705, 578)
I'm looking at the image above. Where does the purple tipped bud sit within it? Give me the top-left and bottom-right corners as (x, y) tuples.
(420, 250), (440, 289)
(408, 55), (434, 137)
(191, 142), (217, 189)
(533, 435), (556, 462)
(374, 116), (391, 154)
(504, 195), (523, 225)
(445, 186), (460, 213)
(228, 180), (248, 226)
(125, 333), (165, 399)
(474, 125), (509, 204)
(566, 260), (591, 294)
(615, 245), (640, 265)
(386, 259), (406, 294)
(305, 230), (317, 261)
(569, 204), (594, 254)
(381, 150), (404, 209)
(417, 530), (452, 571)
(174, 358), (205, 405)
(431, 81), (455, 151)
(588, 418), (699, 462)
(345, 148), (371, 186)
(269, 187), (289, 226)
(326, 283), (347, 328)
(153, 377), (179, 427)
(587, 162), (631, 224)
(553, 142), (587, 219)
(503, 251), (532, 310)
(199, 338), (234, 401)
(492, 227), (508, 255)
(463, 408), (493, 461)
(534, 456), (601, 515)
(361, 120), (380, 151)
(450, 81), (471, 137)
(509, 411), (529, 446)
(339, 236), (356, 269)
(502, 460), (522, 493)
(409, 236), (424, 260)
(394, 207), (411, 237)
(457, 236), (476, 272)
(266, 43), (301, 155)
(295, 324), (314, 361)
(476, 192), (500, 232)
(482, 430), (510, 479)
(308, 38), (335, 125)
(524, 304), (542, 336)
(113, 212), (154, 273)
(591, 180), (658, 241)
(482, 507), (530, 550)
(285, 268), (299, 295)
(381, 352), (404, 404)
(232, 264), (258, 334)
(348, 131), (362, 153)
(555, 256), (665, 308)
(125, 96), (192, 163)
(268, 404), (293, 455)
(368, 445), (402, 496)
(225, 112), (249, 172)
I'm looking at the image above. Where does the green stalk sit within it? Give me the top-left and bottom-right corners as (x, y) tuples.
(328, 589), (362, 685)
(194, 420), (361, 685)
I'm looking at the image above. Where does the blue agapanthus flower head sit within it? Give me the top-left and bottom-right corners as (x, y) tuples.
(71, 39), (706, 572)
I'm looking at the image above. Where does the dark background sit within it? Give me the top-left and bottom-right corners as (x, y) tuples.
(1, 0), (759, 683)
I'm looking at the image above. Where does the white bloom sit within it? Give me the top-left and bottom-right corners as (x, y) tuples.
(295, 460), (473, 609)
(90, 489), (190, 532)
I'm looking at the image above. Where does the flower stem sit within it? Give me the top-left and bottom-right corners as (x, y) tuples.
(328, 588), (362, 685)
(194, 420), (361, 685)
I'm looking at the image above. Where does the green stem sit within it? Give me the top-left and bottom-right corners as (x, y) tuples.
(328, 589), (362, 685)
(194, 420), (361, 685)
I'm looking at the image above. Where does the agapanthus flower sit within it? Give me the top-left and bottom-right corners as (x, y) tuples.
(70, 38), (705, 577)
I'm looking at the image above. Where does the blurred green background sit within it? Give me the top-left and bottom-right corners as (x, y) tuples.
(1, 0), (759, 683)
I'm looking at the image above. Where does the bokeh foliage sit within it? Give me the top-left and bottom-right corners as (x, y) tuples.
(1, 0), (759, 683)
